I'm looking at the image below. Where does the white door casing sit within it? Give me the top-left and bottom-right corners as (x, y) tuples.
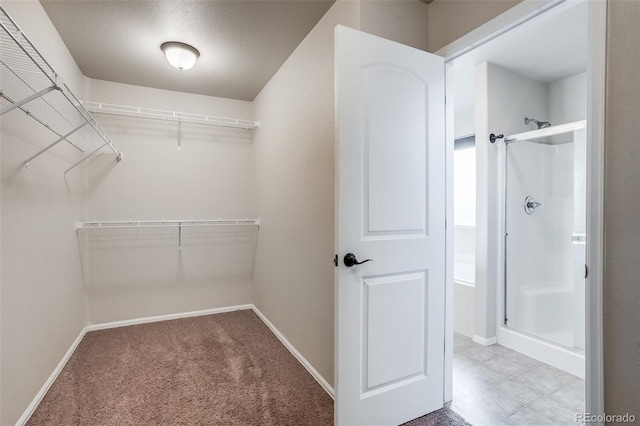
(335, 26), (446, 426)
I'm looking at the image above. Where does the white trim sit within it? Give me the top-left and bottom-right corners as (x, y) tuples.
(436, 0), (564, 61)
(472, 335), (497, 346)
(84, 304), (253, 332)
(251, 305), (335, 399)
(444, 62), (455, 403)
(585, 0), (606, 420)
(16, 328), (88, 426)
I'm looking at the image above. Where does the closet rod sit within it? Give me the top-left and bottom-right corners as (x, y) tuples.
(82, 101), (260, 131)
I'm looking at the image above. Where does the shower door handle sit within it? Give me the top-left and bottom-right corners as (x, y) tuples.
(343, 253), (372, 267)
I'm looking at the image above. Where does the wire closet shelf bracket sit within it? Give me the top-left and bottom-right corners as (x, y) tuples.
(0, 6), (121, 172)
(76, 219), (261, 250)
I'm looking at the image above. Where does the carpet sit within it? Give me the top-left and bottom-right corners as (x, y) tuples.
(27, 310), (333, 425)
(402, 404), (472, 426)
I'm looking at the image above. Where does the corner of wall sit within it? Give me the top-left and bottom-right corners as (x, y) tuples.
(0, 3), (89, 424)
(251, 0), (359, 389)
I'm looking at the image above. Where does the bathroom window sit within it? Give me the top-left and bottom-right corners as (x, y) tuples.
(453, 136), (476, 286)
(454, 137), (476, 227)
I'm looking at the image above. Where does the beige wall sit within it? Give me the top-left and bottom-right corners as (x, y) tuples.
(0, 1), (88, 424)
(427, 0), (524, 52)
(603, 0), (640, 419)
(251, 0), (429, 389)
(84, 80), (255, 324)
(252, 0), (360, 389)
(359, 0), (430, 51)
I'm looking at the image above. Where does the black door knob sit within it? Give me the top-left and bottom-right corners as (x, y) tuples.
(344, 253), (373, 267)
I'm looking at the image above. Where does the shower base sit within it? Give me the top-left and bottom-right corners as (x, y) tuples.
(496, 326), (585, 379)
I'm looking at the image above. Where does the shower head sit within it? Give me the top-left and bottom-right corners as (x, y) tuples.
(524, 117), (551, 129)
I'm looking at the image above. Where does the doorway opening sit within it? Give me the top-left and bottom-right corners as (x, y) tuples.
(446, 0), (596, 423)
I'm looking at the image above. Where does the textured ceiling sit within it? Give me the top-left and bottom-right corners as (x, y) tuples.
(40, 0), (335, 101)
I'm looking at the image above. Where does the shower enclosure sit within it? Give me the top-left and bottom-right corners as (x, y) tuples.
(502, 120), (586, 368)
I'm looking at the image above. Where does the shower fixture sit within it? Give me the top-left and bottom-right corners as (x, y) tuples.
(524, 195), (544, 215)
(524, 117), (551, 129)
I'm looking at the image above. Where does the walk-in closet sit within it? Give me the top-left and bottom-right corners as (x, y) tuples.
(1, 0), (634, 425)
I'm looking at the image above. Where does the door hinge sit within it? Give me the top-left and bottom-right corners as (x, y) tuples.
(334, 254), (338, 267)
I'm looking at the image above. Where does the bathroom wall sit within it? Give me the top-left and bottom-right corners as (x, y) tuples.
(0, 1), (89, 424)
(84, 79), (255, 324)
(476, 62), (548, 341)
(548, 72), (587, 125)
(475, 62), (588, 349)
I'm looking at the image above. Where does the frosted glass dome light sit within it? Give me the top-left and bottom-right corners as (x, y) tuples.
(161, 42), (200, 71)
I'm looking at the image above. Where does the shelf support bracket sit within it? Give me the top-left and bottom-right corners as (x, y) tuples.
(177, 120), (182, 150)
(0, 86), (57, 116)
(63, 140), (119, 174)
(25, 121), (89, 168)
(178, 222), (182, 250)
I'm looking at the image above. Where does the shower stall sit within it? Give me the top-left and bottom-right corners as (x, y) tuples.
(499, 120), (586, 377)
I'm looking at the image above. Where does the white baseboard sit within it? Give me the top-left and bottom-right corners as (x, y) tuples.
(18, 303), (332, 424)
(250, 305), (334, 399)
(16, 327), (88, 426)
(84, 304), (253, 332)
(473, 334), (497, 346)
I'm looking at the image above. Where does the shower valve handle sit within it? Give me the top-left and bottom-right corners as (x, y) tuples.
(524, 196), (544, 215)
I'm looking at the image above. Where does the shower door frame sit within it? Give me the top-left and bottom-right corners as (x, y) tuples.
(438, 0), (606, 419)
(499, 120), (588, 377)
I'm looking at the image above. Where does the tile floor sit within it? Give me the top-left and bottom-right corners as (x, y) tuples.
(452, 333), (585, 426)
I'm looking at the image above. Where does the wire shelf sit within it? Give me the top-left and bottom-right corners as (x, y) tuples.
(76, 219), (261, 230)
(82, 101), (261, 131)
(76, 219), (260, 249)
(0, 6), (121, 170)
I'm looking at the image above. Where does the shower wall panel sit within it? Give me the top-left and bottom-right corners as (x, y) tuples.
(505, 129), (585, 350)
(475, 62), (548, 340)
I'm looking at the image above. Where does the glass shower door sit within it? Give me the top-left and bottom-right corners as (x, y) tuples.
(504, 122), (586, 351)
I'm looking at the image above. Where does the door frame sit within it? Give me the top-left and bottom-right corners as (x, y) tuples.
(438, 0), (606, 421)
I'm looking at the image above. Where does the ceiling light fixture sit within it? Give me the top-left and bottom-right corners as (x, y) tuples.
(160, 41), (200, 71)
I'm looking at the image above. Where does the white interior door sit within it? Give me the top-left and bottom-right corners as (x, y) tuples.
(335, 25), (446, 426)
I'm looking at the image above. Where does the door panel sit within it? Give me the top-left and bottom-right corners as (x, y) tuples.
(364, 66), (428, 235)
(364, 271), (427, 391)
(335, 25), (445, 426)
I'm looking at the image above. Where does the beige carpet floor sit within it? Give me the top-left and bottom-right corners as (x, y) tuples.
(27, 309), (470, 426)
(27, 310), (333, 425)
